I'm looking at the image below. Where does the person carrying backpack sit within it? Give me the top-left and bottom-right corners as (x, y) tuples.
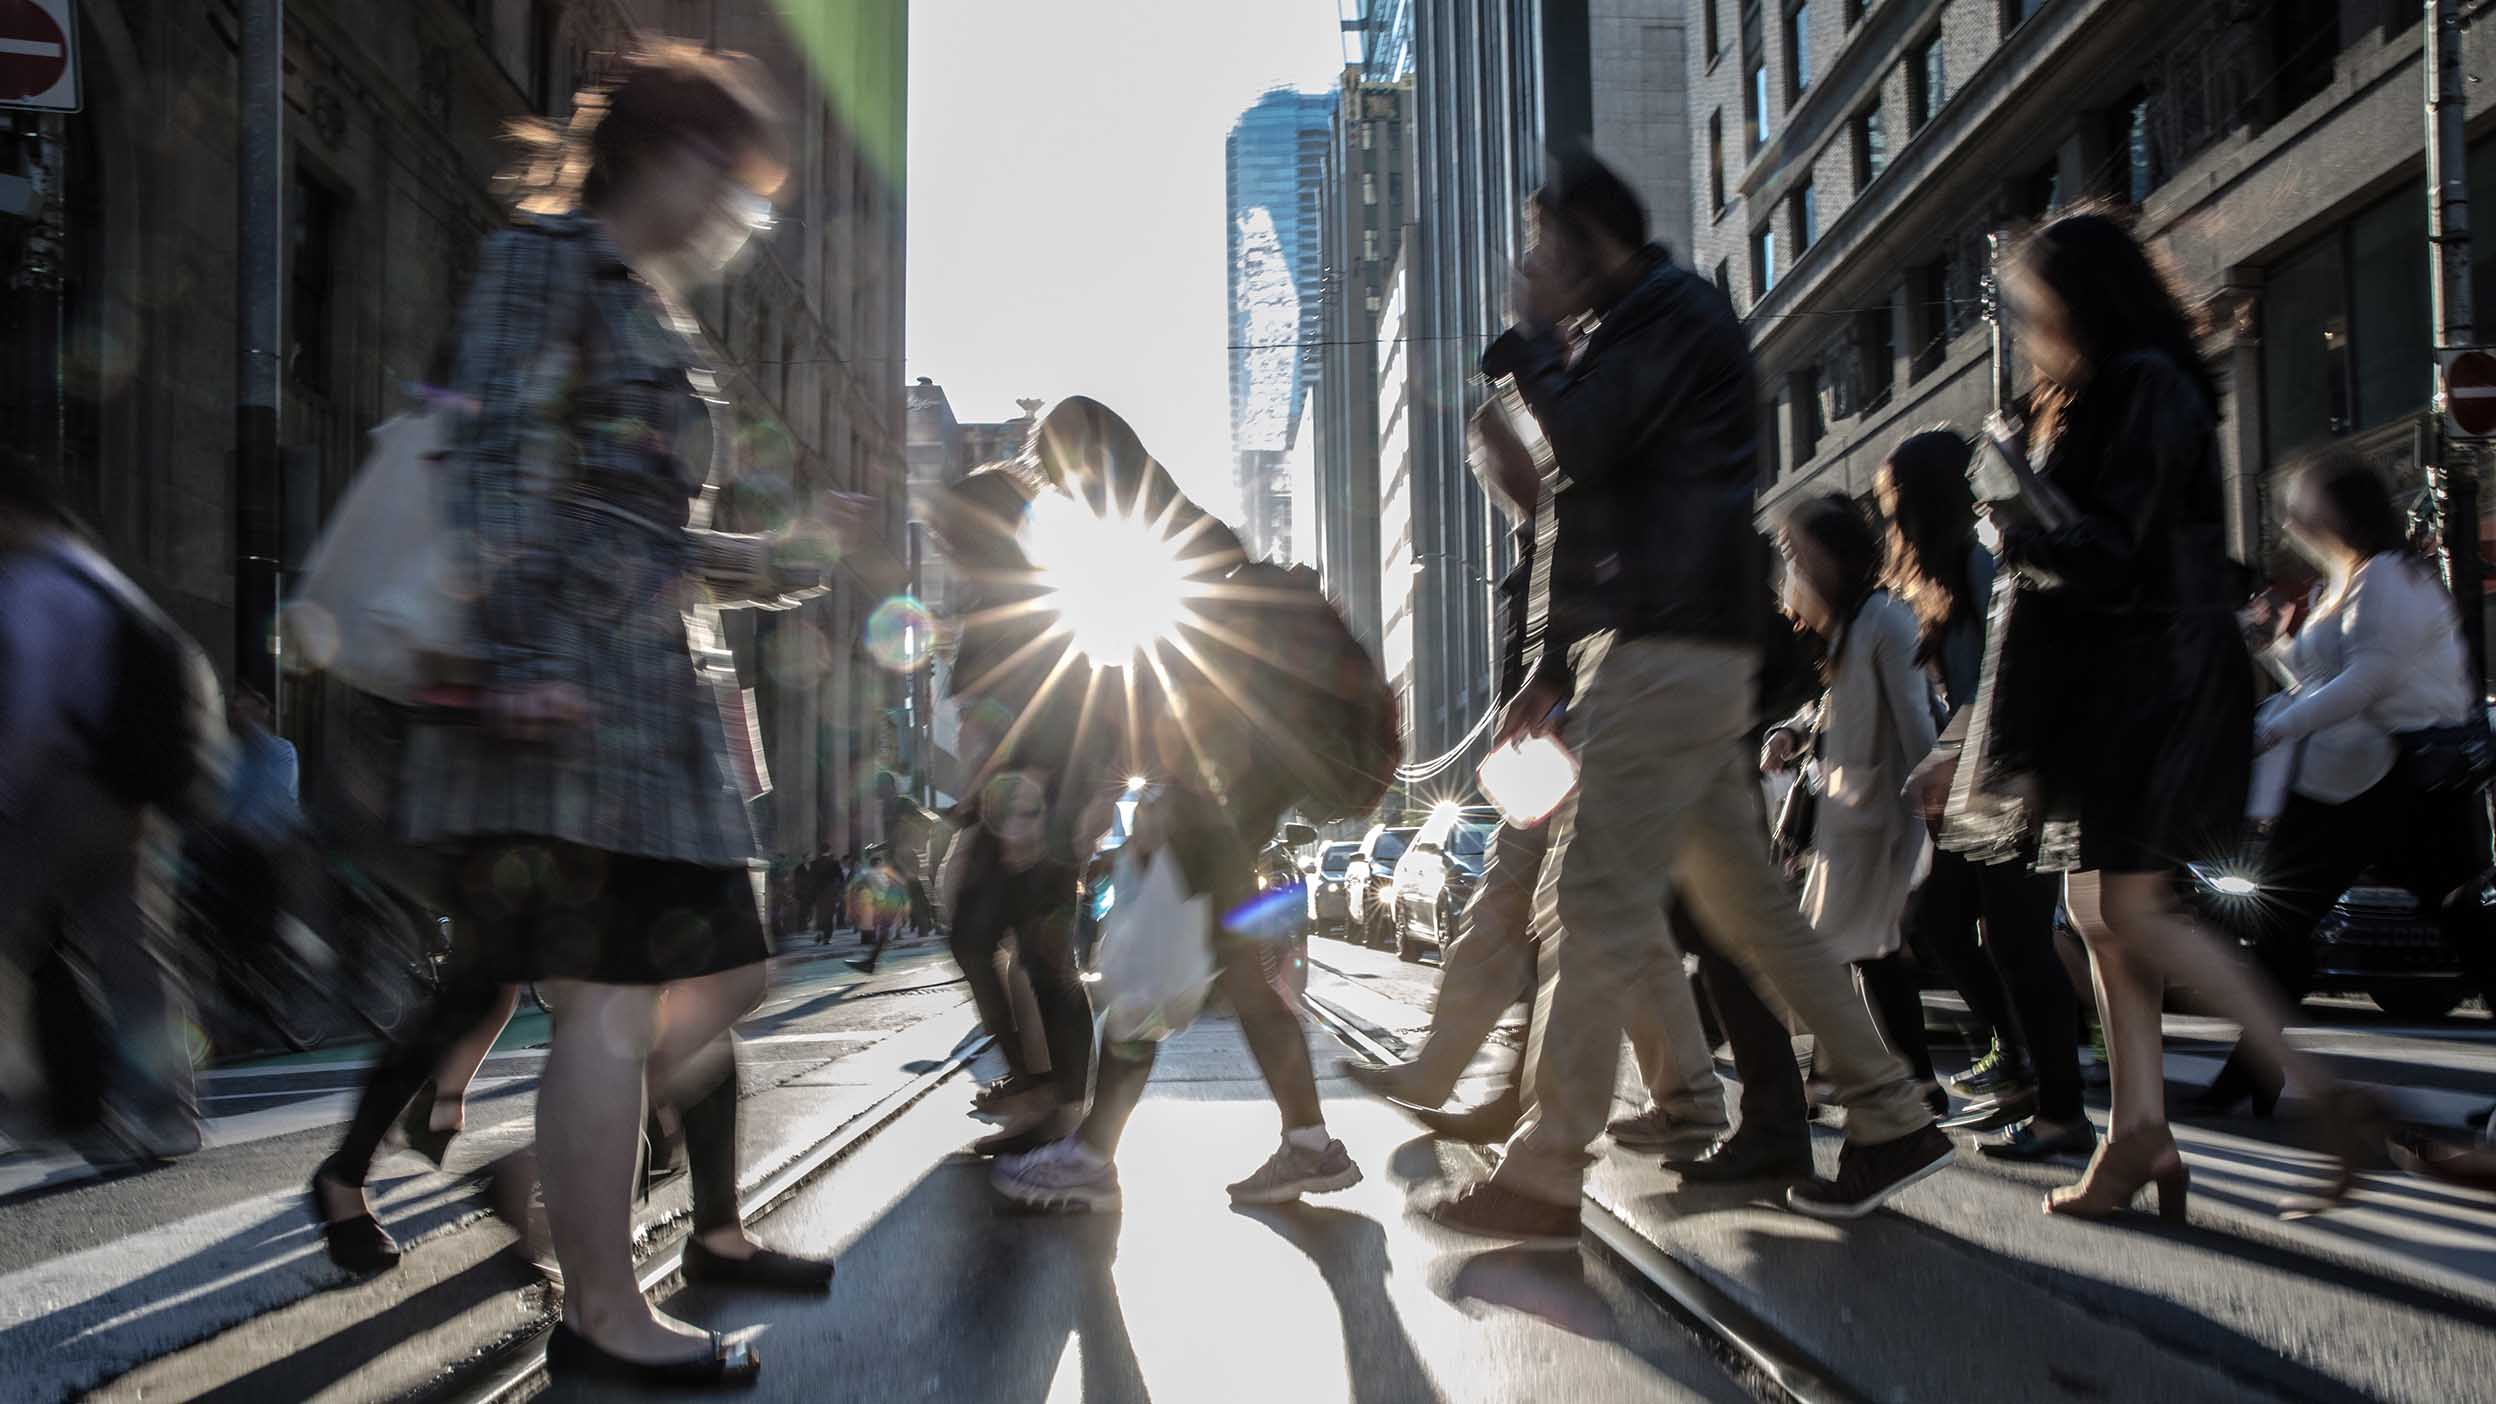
(0, 473), (227, 1165)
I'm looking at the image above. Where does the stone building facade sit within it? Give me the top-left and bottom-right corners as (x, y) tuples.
(1688, 0), (2488, 576)
(1, 0), (909, 861)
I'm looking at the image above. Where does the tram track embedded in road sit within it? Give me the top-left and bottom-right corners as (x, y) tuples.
(423, 1024), (995, 1404)
(1299, 968), (1873, 1404)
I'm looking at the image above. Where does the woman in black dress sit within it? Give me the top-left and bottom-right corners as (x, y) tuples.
(1947, 212), (2375, 1220)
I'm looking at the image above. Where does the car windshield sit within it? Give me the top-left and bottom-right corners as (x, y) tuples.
(1319, 844), (1357, 878)
(1374, 830), (1416, 863)
(1449, 820), (1494, 866)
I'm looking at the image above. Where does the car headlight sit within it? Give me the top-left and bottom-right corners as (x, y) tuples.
(2187, 862), (2260, 898)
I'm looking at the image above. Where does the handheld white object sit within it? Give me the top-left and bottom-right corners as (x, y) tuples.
(1476, 733), (1581, 828)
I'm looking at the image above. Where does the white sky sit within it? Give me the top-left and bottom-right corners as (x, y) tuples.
(904, 0), (1351, 515)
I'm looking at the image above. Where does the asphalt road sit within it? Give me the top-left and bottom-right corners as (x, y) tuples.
(11, 919), (2496, 1404)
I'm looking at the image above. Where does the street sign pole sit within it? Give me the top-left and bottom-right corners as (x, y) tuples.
(2428, 0), (2486, 686)
(235, 0), (284, 715)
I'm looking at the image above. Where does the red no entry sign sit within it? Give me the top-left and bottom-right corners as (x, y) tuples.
(2443, 348), (2496, 440)
(0, 0), (78, 113)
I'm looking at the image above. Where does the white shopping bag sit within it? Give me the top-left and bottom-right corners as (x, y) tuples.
(282, 410), (480, 703)
(1092, 846), (1217, 1044)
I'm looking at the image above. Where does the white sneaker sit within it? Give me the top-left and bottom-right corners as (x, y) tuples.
(992, 1137), (1122, 1214)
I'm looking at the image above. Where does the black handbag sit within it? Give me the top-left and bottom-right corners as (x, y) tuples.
(2394, 716), (2496, 794)
(2392, 623), (2494, 795)
(1768, 719), (1821, 869)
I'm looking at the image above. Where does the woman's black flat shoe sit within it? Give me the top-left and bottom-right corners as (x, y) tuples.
(682, 1239), (836, 1293)
(309, 1171), (401, 1274)
(545, 1324), (760, 1388)
(394, 1082), (457, 1169)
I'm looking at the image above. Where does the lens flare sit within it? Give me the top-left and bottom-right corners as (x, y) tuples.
(1021, 493), (1192, 666)
(864, 595), (934, 672)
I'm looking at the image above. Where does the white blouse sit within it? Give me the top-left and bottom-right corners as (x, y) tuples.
(2266, 553), (2476, 804)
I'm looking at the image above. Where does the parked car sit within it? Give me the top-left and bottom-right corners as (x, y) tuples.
(1347, 823), (1419, 950)
(2184, 861), (2485, 1020)
(1390, 805), (1498, 962)
(1308, 840), (1360, 937)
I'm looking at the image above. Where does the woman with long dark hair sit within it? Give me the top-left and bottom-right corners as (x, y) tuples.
(1879, 431), (2091, 1161)
(1764, 494), (1940, 1105)
(1941, 211), (2375, 1220)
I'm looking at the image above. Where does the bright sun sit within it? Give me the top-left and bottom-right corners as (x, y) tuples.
(1021, 492), (1193, 666)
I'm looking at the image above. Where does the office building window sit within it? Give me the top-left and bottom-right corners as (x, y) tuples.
(1852, 104), (1886, 190)
(1845, 0), (1867, 23)
(1790, 180), (1816, 253)
(1709, 110), (1727, 212)
(1362, 171), (1377, 205)
(1366, 286), (1382, 313)
(1715, 260), (1734, 301)
(1362, 228), (1379, 261)
(1786, 3), (1812, 100)
(2023, 159), (2061, 219)
(1706, 0), (1722, 60)
(1753, 223), (1778, 299)
(2002, 0), (2043, 27)
(1911, 259), (1950, 377)
(1361, 121), (1376, 151)
(1744, 4), (1770, 151)
(1857, 305), (1897, 413)
(2270, 1), (2341, 120)
(1791, 366), (1824, 462)
(1907, 31), (1945, 133)
(290, 167), (344, 395)
(2111, 90), (2166, 203)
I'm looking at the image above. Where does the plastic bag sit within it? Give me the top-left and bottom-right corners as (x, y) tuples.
(1476, 733), (1579, 828)
(1092, 846), (1216, 1043)
(281, 410), (480, 704)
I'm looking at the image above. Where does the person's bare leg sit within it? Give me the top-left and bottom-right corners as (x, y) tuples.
(642, 965), (770, 1260)
(535, 979), (711, 1360)
(2064, 874), (2167, 1142)
(426, 985), (520, 1133)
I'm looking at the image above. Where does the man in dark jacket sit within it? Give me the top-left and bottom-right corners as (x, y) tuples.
(1424, 148), (1946, 1241)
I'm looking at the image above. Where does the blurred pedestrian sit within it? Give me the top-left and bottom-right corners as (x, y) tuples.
(1876, 432), (2092, 1160)
(1423, 146), (1943, 1244)
(314, 42), (859, 1385)
(0, 474), (225, 1164)
(1935, 211), (2377, 1220)
(2192, 452), (2491, 1115)
(1341, 405), (1730, 1160)
(1763, 494), (1942, 1114)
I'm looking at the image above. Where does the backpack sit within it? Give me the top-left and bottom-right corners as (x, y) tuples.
(1195, 562), (1402, 824)
(50, 541), (228, 823)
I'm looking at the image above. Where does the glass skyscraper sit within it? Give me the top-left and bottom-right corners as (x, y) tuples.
(1226, 85), (1338, 560)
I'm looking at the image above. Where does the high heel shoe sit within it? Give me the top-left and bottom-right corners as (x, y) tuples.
(309, 1164), (402, 1274)
(2042, 1129), (2190, 1222)
(544, 1323), (761, 1389)
(2280, 1087), (2391, 1219)
(2185, 1051), (2281, 1120)
(393, 1082), (459, 1169)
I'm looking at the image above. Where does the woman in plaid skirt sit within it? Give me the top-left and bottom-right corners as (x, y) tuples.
(310, 42), (885, 1389)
